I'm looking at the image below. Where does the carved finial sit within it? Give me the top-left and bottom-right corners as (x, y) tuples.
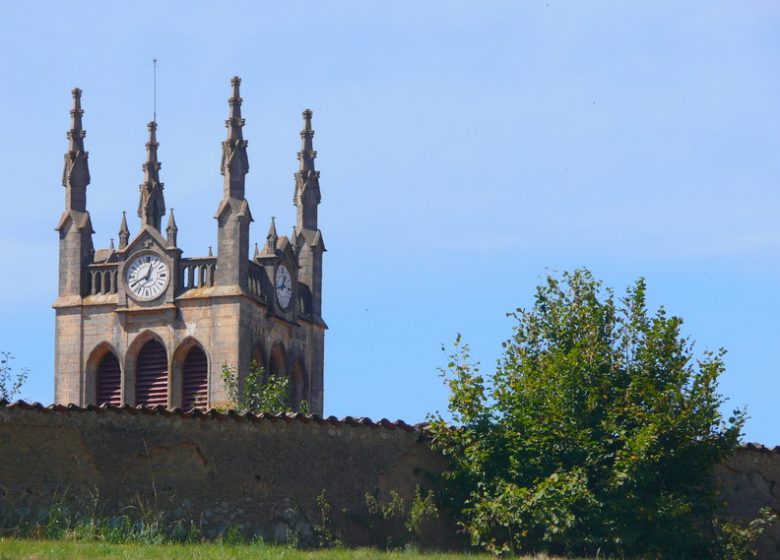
(208, 246), (213, 257)
(298, 109), (316, 174)
(118, 211), (130, 249)
(138, 121), (166, 230)
(253, 242), (260, 259)
(227, 76), (244, 139)
(109, 238), (115, 251)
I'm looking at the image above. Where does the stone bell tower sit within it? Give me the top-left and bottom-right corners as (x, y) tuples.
(53, 78), (326, 414)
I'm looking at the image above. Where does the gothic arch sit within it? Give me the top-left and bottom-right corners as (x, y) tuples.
(85, 342), (122, 406)
(172, 337), (209, 410)
(126, 330), (169, 407)
(269, 341), (287, 379)
(290, 359), (307, 411)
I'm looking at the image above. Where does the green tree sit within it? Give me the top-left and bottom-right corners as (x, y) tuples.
(221, 359), (308, 415)
(0, 351), (28, 401)
(428, 269), (745, 558)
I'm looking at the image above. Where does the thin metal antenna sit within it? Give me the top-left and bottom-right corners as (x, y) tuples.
(152, 57), (158, 123)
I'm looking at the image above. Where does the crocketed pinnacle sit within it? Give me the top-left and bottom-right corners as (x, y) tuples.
(166, 207), (178, 247)
(118, 211), (130, 250)
(61, 88), (91, 211)
(137, 121), (166, 230)
(220, 76), (249, 199)
(294, 109), (321, 231)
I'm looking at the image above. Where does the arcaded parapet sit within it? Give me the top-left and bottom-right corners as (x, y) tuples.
(0, 401), (450, 546)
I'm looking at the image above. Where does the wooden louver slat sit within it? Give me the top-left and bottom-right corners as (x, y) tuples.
(136, 340), (168, 407)
(96, 352), (121, 406)
(182, 346), (208, 410)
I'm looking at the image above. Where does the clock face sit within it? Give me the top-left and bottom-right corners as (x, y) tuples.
(275, 265), (293, 309)
(126, 253), (169, 301)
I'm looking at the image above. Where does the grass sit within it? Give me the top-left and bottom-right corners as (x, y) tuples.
(0, 539), (585, 560)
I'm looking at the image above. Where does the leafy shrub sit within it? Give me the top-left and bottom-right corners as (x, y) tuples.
(221, 359), (307, 414)
(428, 269), (746, 558)
(0, 351), (28, 401)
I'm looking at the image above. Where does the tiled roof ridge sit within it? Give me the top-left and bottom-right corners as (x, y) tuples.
(0, 399), (428, 432)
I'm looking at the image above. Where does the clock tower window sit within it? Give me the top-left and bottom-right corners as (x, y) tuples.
(182, 346), (208, 410)
(96, 352), (121, 406)
(136, 340), (168, 407)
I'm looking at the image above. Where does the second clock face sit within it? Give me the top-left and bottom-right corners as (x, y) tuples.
(126, 254), (169, 301)
(275, 265), (293, 309)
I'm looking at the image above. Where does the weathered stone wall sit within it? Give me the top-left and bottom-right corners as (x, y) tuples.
(716, 445), (780, 559)
(0, 402), (450, 547)
(3, 401), (780, 555)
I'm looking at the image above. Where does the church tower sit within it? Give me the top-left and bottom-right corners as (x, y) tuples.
(52, 78), (326, 414)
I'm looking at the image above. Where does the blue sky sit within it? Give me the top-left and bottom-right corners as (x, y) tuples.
(0, 1), (778, 442)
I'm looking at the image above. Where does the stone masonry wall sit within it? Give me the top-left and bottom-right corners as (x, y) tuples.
(0, 402), (451, 547)
(2, 401), (780, 555)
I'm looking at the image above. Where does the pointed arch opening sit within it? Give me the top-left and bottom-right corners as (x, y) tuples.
(97, 352), (122, 406)
(269, 342), (287, 379)
(136, 339), (168, 407)
(182, 345), (208, 410)
(86, 343), (122, 406)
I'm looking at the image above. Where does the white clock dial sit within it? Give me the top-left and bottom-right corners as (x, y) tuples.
(126, 254), (169, 301)
(275, 265), (293, 310)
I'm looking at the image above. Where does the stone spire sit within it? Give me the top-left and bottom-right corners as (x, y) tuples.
(291, 109), (325, 322)
(118, 211), (130, 249)
(220, 76), (250, 199)
(55, 88), (95, 301)
(294, 109), (321, 231)
(166, 208), (178, 247)
(137, 121), (166, 231)
(61, 88), (90, 212)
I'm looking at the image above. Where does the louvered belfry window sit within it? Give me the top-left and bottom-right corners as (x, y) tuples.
(136, 340), (168, 407)
(182, 346), (208, 410)
(96, 352), (121, 406)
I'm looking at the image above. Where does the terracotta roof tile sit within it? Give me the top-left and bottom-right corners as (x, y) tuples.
(0, 399), (424, 432)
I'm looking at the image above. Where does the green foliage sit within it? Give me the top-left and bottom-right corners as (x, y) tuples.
(712, 507), (777, 560)
(0, 351), (28, 401)
(428, 269), (746, 558)
(221, 360), (304, 414)
(365, 491), (405, 521)
(407, 487), (439, 538)
(362, 487), (440, 550)
(313, 490), (342, 548)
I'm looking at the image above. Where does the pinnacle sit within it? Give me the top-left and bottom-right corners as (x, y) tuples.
(267, 216), (278, 240)
(118, 211), (130, 249)
(166, 208), (178, 231)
